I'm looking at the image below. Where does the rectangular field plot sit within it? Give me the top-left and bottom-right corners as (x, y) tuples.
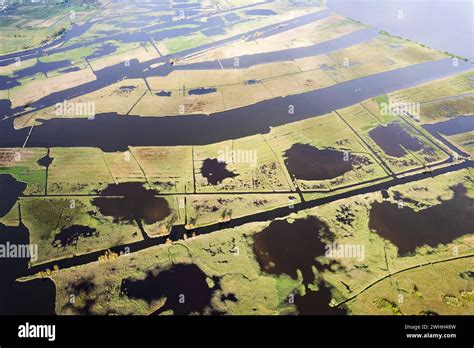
(321, 34), (446, 84)
(48, 148), (115, 194)
(264, 112), (388, 193)
(185, 193), (299, 228)
(129, 146), (194, 194)
(337, 103), (451, 175)
(193, 135), (294, 193)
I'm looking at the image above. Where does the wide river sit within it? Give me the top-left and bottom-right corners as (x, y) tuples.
(327, 0), (474, 61)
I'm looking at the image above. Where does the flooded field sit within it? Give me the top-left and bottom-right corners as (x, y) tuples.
(369, 123), (426, 157)
(121, 263), (219, 315)
(252, 217), (333, 284)
(295, 281), (346, 315)
(284, 143), (353, 180)
(369, 184), (474, 255)
(37, 152), (54, 167)
(200, 158), (238, 185)
(1, 0), (473, 321)
(92, 182), (171, 226)
(188, 87), (217, 95)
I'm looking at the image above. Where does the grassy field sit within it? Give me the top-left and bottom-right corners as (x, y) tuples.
(446, 131), (474, 157)
(337, 102), (451, 174)
(387, 71), (474, 124)
(0, 4), (96, 55)
(0, 148), (48, 195)
(21, 168), (472, 315)
(161, 32), (212, 55)
(265, 111), (389, 192)
(186, 193), (299, 228)
(346, 258), (473, 315)
(21, 196), (144, 265)
(179, 13), (364, 64)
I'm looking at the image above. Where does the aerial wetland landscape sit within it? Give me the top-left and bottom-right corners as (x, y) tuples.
(0, 0), (473, 317)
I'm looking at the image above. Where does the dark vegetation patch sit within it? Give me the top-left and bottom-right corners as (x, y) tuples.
(62, 276), (98, 315)
(335, 204), (355, 227)
(244, 79), (258, 85)
(58, 67), (81, 74)
(459, 270), (473, 279)
(118, 85), (137, 92)
(221, 293), (238, 303)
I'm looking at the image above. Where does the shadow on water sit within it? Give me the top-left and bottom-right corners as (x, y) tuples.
(369, 184), (474, 256)
(201, 158), (238, 185)
(92, 182), (171, 227)
(369, 123), (426, 157)
(252, 217), (334, 285)
(121, 264), (220, 315)
(284, 143), (353, 180)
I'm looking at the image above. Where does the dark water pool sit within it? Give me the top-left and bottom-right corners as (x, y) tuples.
(0, 174), (26, 218)
(252, 217), (333, 284)
(200, 158), (238, 185)
(92, 182), (171, 226)
(369, 184), (474, 255)
(121, 263), (219, 315)
(284, 143), (353, 180)
(369, 123), (426, 157)
(52, 225), (99, 248)
(295, 281), (346, 315)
